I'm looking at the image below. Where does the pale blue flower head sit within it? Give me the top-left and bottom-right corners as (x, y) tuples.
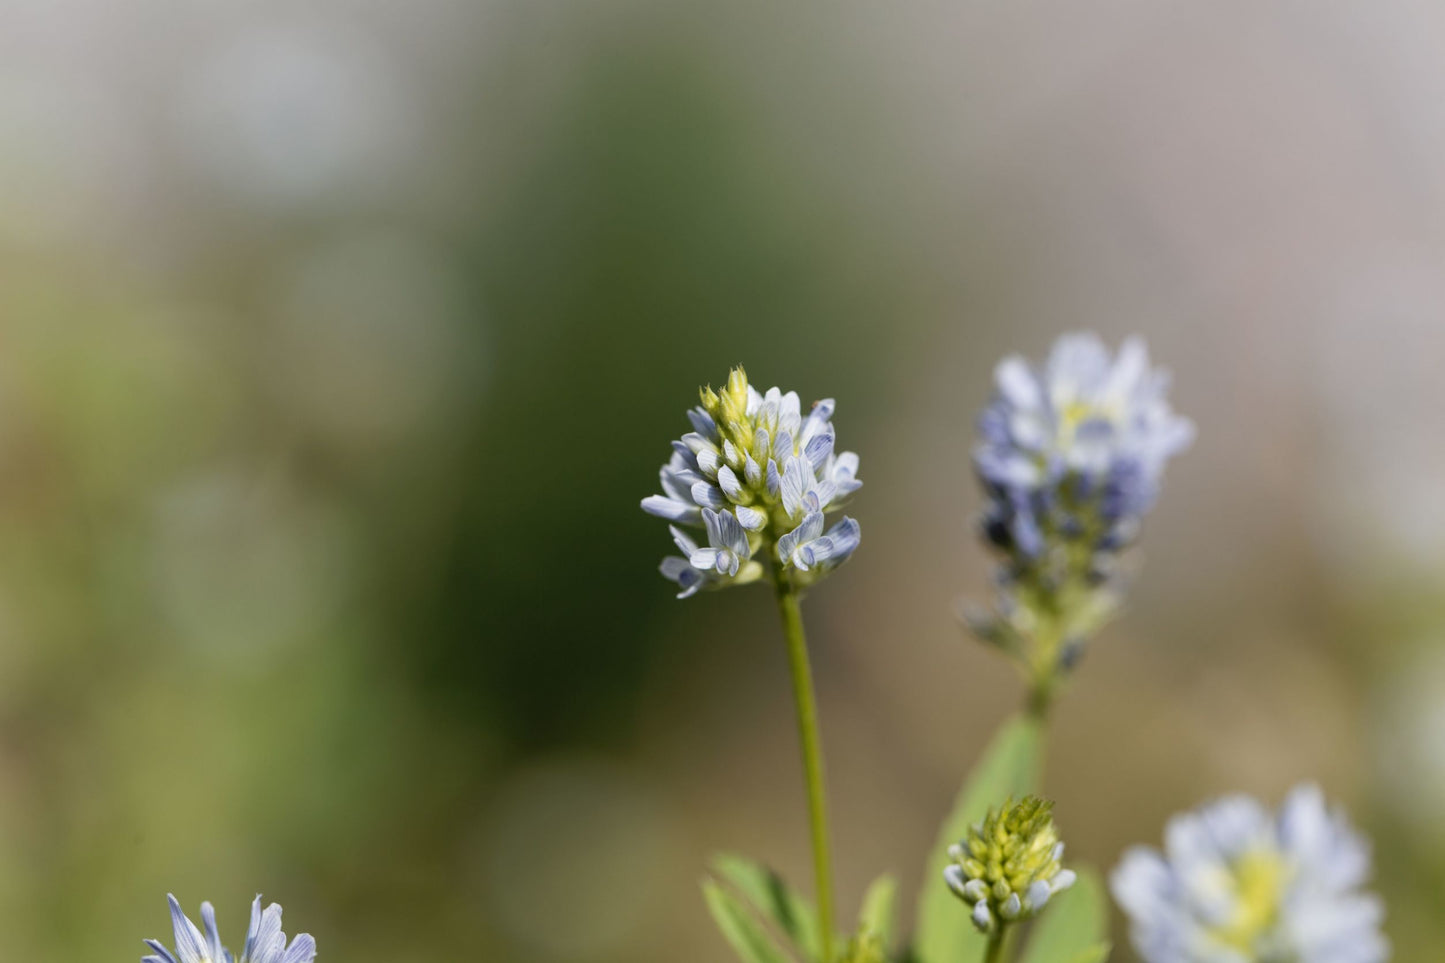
(1111, 784), (1387, 963)
(965, 334), (1193, 687)
(644, 367), (862, 596)
(975, 333), (1193, 578)
(143, 894), (316, 963)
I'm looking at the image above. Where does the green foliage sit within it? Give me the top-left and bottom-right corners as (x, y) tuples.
(704, 857), (905, 963)
(1062, 946), (1111, 963)
(911, 715), (1043, 963)
(710, 853), (823, 960)
(1018, 867), (1110, 963)
(703, 877), (798, 963)
(704, 719), (1096, 963)
(857, 873), (898, 949)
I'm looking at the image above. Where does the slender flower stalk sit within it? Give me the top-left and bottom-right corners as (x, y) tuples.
(982, 929), (1006, 963)
(643, 366), (862, 962)
(773, 566), (836, 963)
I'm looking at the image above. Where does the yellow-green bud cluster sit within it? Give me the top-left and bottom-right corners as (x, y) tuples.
(698, 367), (757, 455)
(943, 795), (1076, 933)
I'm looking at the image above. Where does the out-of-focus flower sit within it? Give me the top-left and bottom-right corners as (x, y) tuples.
(967, 334), (1193, 689)
(643, 367), (861, 596)
(944, 795), (1076, 933)
(975, 334), (1193, 568)
(143, 894), (317, 963)
(1111, 784), (1387, 963)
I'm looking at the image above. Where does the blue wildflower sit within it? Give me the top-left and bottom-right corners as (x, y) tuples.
(644, 367), (862, 595)
(968, 334), (1193, 689)
(1112, 785), (1388, 963)
(143, 894), (316, 963)
(975, 333), (1193, 579)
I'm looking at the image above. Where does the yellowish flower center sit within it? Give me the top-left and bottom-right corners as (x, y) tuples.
(1060, 399), (1097, 429)
(1212, 849), (1288, 953)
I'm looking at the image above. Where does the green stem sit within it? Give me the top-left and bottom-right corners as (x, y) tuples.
(772, 571), (836, 963)
(1025, 675), (1054, 724)
(982, 925), (1008, 963)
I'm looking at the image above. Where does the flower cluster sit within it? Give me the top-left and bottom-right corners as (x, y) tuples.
(643, 366), (862, 597)
(969, 334), (1193, 677)
(143, 895), (316, 963)
(944, 795), (1077, 934)
(1111, 784), (1388, 963)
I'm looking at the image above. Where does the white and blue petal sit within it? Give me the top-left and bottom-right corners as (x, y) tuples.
(690, 480), (727, 510)
(168, 896), (209, 963)
(640, 494), (698, 523)
(778, 512), (825, 569)
(660, 556), (708, 597)
(681, 431), (718, 456)
(686, 406), (718, 438)
(717, 465), (746, 503)
(744, 455), (763, 488)
(278, 934), (316, 963)
(803, 428), (834, 471)
(766, 459), (782, 497)
(797, 517), (860, 570)
(735, 505), (766, 531)
(242, 902), (287, 963)
(145, 941), (179, 963)
(713, 507), (750, 558)
(148, 896), (313, 963)
(201, 903), (224, 963)
(779, 456), (810, 518)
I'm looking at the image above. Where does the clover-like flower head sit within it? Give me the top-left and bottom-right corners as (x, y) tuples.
(974, 333), (1193, 584)
(143, 894), (316, 963)
(1111, 784), (1387, 963)
(643, 366), (861, 597)
(944, 795), (1076, 933)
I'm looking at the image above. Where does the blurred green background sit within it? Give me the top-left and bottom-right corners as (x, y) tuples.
(2, 1), (1444, 960)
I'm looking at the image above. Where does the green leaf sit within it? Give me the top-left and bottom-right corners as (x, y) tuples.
(710, 853), (822, 961)
(857, 873), (898, 947)
(1064, 944), (1111, 963)
(703, 878), (797, 963)
(911, 715), (1043, 963)
(1019, 867), (1109, 963)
